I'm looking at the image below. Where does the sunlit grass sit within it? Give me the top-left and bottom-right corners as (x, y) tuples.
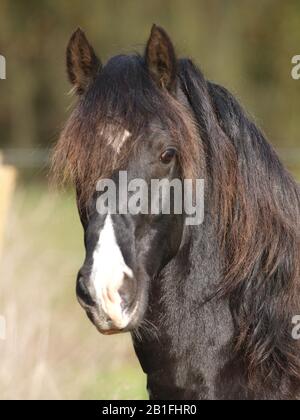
(0, 182), (146, 400)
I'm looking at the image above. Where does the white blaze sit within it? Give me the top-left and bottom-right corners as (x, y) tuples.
(90, 214), (133, 328)
(104, 127), (131, 154)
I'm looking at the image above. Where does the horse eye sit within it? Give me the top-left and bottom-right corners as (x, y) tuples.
(160, 148), (177, 164)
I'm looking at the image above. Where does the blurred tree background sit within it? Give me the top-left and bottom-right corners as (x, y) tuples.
(0, 0), (299, 400)
(0, 0), (299, 163)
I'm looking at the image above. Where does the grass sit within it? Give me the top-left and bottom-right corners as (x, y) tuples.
(0, 182), (147, 400)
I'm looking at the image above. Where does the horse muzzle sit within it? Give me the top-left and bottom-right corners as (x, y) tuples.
(76, 270), (138, 334)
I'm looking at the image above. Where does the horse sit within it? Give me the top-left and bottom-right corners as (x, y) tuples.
(52, 24), (300, 400)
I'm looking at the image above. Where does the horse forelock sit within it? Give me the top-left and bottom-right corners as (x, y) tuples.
(52, 54), (202, 205)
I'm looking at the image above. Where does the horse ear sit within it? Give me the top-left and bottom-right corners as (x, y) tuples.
(145, 24), (177, 92)
(66, 28), (101, 95)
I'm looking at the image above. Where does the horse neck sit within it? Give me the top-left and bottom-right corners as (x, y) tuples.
(132, 212), (236, 400)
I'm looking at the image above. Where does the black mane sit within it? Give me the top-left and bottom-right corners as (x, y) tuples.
(179, 58), (300, 394)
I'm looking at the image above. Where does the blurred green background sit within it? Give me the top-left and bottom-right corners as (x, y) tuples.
(0, 0), (299, 400)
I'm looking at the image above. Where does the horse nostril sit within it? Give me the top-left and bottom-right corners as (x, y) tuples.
(76, 276), (95, 306)
(118, 274), (137, 311)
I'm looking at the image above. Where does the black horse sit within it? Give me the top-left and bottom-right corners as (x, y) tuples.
(53, 25), (300, 400)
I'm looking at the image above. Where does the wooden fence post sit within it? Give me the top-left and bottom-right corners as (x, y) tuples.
(0, 152), (17, 259)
